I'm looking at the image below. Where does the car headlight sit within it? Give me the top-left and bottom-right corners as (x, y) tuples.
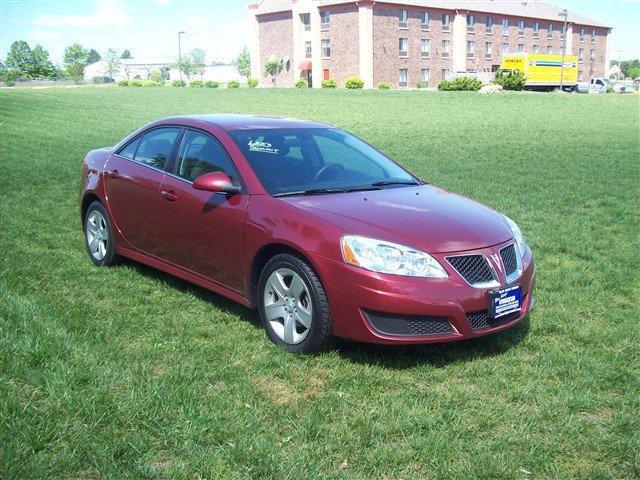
(340, 235), (448, 278)
(501, 214), (527, 257)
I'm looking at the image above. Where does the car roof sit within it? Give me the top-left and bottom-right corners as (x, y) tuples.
(160, 114), (331, 131)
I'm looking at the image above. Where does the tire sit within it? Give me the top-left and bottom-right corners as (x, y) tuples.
(257, 253), (333, 353)
(84, 200), (120, 267)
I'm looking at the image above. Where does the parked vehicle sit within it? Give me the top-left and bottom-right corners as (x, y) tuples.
(81, 115), (536, 353)
(501, 53), (579, 91)
(576, 77), (610, 93)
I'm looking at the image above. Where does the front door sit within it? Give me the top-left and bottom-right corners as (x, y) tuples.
(157, 129), (248, 292)
(306, 70), (312, 87)
(104, 127), (182, 256)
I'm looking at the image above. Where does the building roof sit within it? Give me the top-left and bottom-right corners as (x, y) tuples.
(253, 0), (610, 28)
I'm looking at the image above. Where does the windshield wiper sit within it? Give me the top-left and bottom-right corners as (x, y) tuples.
(370, 179), (421, 187)
(273, 188), (348, 197)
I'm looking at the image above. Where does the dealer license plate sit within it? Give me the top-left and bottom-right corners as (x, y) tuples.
(489, 285), (522, 319)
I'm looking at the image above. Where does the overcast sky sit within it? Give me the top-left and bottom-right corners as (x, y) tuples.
(1, 0), (639, 65)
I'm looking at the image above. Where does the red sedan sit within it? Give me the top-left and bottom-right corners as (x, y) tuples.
(81, 115), (535, 353)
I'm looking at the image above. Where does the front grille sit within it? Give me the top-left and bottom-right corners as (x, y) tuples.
(365, 311), (454, 337)
(500, 244), (518, 278)
(447, 255), (496, 286)
(467, 310), (521, 330)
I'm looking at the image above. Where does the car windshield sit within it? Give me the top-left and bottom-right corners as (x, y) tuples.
(228, 128), (419, 196)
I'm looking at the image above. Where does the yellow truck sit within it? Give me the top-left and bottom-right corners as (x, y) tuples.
(500, 53), (579, 92)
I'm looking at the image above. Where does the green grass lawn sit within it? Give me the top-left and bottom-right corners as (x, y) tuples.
(1, 86), (639, 480)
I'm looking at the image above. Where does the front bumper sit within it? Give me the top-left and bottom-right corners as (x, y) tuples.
(310, 239), (536, 345)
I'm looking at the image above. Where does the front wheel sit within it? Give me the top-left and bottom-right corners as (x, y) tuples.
(257, 254), (333, 353)
(84, 200), (120, 266)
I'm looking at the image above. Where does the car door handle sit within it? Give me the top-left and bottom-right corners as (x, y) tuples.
(160, 190), (178, 202)
(105, 169), (120, 179)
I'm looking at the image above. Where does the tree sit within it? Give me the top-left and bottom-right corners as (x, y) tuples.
(627, 67), (640, 79)
(104, 49), (122, 80)
(173, 56), (198, 81)
(63, 43), (89, 76)
(87, 48), (101, 64)
(121, 49), (132, 59)
(5, 40), (55, 78)
(264, 58), (283, 84)
(234, 46), (251, 78)
(190, 48), (206, 79)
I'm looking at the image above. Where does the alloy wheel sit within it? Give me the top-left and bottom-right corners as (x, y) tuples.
(263, 268), (313, 344)
(86, 210), (109, 261)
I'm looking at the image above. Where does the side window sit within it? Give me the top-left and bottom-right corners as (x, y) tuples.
(175, 130), (238, 182)
(135, 127), (181, 169)
(118, 136), (141, 159)
(312, 134), (384, 178)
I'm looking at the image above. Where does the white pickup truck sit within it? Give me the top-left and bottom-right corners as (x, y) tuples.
(576, 77), (611, 93)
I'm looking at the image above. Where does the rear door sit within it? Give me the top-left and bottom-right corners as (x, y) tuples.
(104, 126), (182, 256)
(156, 128), (248, 291)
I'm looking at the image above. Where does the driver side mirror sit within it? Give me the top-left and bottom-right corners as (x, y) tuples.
(192, 171), (241, 195)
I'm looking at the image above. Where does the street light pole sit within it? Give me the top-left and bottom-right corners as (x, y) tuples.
(559, 9), (568, 91)
(178, 31), (185, 83)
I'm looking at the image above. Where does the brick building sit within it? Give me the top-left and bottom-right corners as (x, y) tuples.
(248, 0), (611, 88)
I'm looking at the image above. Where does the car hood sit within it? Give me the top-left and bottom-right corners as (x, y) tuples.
(279, 185), (512, 254)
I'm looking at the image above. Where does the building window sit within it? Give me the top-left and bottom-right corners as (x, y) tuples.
(501, 42), (509, 54)
(321, 10), (330, 27)
(485, 17), (493, 34)
(579, 48), (584, 61)
(442, 68), (449, 80)
(301, 13), (311, 31)
(517, 43), (524, 52)
(580, 27), (585, 40)
(548, 23), (553, 37)
(420, 68), (429, 83)
(321, 39), (331, 59)
(591, 28), (596, 42)
(589, 49), (594, 60)
(547, 45), (553, 54)
(467, 41), (475, 58)
(533, 22), (539, 36)
(532, 44), (539, 53)
(467, 14), (475, 32)
(398, 68), (407, 87)
(485, 41), (493, 58)
(441, 40), (450, 57)
(398, 37), (408, 57)
(518, 20), (525, 36)
(305, 41), (311, 59)
(421, 39), (430, 58)
(501, 18), (509, 35)
(421, 11), (429, 30)
(442, 13), (450, 31)
(398, 9), (408, 28)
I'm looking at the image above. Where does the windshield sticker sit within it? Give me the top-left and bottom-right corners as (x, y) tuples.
(248, 140), (279, 154)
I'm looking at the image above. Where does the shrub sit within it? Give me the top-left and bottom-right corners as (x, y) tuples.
(149, 70), (163, 83)
(117, 79), (130, 87)
(91, 76), (113, 84)
(416, 81), (429, 89)
(130, 79), (143, 87)
(204, 80), (219, 88)
(141, 80), (161, 87)
(190, 79), (204, 88)
(345, 76), (364, 89)
(377, 82), (390, 90)
(322, 78), (338, 89)
(295, 78), (308, 88)
(493, 69), (526, 91)
(248, 77), (259, 88)
(437, 76), (483, 91)
(171, 79), (186, 87)
(227, 80), (240, 89)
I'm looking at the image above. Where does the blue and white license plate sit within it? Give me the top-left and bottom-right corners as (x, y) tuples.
(489, 285), (522, 319)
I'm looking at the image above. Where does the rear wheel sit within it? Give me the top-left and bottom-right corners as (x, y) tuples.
(257, 254), (333, 353)
(84, 200), (120, 266)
